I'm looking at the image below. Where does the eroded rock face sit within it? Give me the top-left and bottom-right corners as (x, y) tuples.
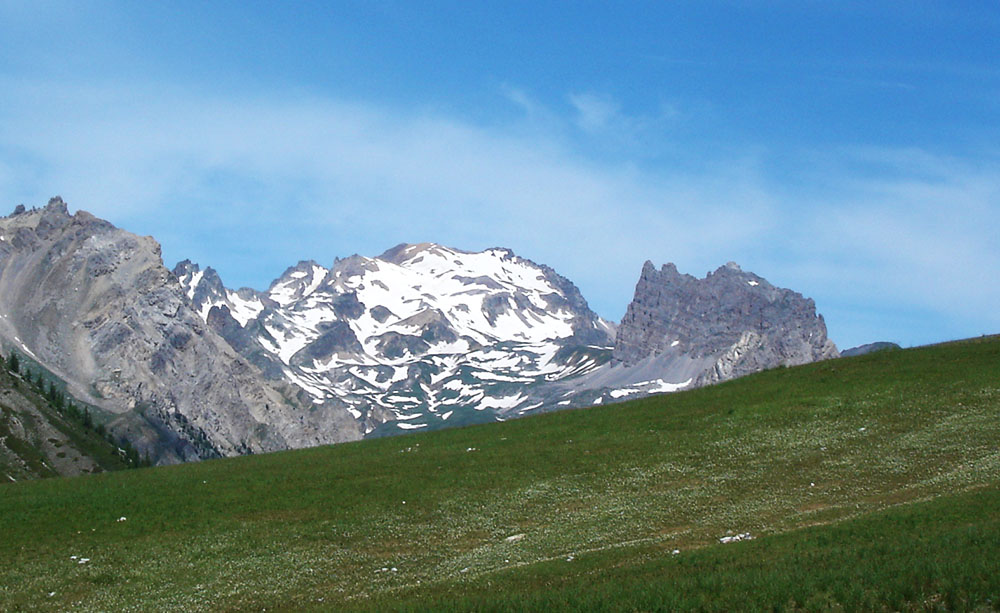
(0, 198), (361, 463)
(614, 261), (838, 385)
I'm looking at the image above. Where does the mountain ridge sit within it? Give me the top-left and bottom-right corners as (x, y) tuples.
(0, 198), (361, 464)
(2, 197), (838, 463)
(178, 242), (837, 434)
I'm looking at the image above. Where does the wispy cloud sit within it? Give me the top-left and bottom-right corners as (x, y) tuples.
(568, 93), (621, 133)
(0, 78), (764, 283)
(0, 77), (996, 348)
(768, 146), (1000, 345)
(501, 84), (547, 120)
(567, 92), (680, 145)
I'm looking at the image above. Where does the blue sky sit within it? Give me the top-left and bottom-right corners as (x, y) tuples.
(1, 1), (998, 349)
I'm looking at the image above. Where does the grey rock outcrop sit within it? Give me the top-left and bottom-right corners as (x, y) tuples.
(0, 198), (361, 464)
(614, 260), (838, 385)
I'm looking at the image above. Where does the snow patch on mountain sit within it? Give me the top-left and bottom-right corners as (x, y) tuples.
(177, 243), (615, 435)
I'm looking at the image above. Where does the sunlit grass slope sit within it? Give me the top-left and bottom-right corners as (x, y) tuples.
(1, 336), (998, 611)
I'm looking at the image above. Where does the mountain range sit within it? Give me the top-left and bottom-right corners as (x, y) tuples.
(0, 198), (838, 463)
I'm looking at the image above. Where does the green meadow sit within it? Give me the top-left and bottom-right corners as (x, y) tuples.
(1, 336), (998, 611)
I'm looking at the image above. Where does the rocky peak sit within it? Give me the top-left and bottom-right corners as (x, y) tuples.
(267, 260), (329, 306)
(327, 254), (381, 287)
(174, 261), (271, 327)
(278, 259), (324, 277)
(172, 260), (225, 305)
(195, 268), (227, 303)
(840, 342), (900, 358)
(45, 196), (69, 214)
(483, 246), (516, 260)
(172, 259), (199, 278)
(378, 242), (452, 266)
(28, 196), (73, 239)
(1, 197), (361, 464)
(613, 260), (838, 376)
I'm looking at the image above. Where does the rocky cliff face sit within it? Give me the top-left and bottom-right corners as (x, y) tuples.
(613, 260), (838, 386)
(0, 199), (360, 463)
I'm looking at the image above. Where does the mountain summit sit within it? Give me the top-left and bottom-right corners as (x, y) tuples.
(178, 242), (616, 435)
(0, 199), (360, 464)
(615, 260), (838, 380)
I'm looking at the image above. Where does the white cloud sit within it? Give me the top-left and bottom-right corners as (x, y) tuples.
(501, 84), (547, 120)
(763, 148), (1000, 346)
(0, 78), (996, 348)
(0, 78), (767, 294)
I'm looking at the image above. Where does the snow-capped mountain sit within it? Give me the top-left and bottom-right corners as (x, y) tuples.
(1, 197), (840, 465)
(176, 243), (616, 435)
(174, 263), (273, 325)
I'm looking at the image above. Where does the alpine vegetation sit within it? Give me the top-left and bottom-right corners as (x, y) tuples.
(0, 336), (997, 610)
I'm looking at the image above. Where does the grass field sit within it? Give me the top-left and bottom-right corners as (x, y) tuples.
(1, 336), (998, 611)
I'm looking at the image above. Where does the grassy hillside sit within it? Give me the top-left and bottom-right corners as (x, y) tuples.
(380, 485), (1000, 611)
(1, 336), (998, 611)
